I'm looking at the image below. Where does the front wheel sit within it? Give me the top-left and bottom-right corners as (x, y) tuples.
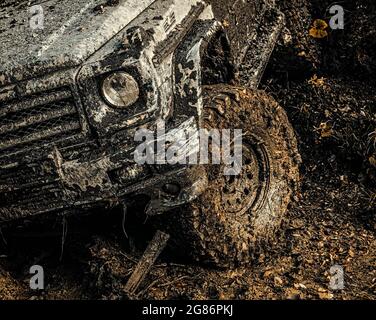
(155, 85), (301, 267)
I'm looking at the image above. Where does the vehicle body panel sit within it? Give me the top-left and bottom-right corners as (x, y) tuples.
(0, 0), (156, 86)
(0, 0), (283, 223)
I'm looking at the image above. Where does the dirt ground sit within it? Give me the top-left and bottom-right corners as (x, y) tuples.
(1, 0), (375, 300)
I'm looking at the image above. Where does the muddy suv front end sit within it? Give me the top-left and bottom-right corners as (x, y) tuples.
(0, 0), (302, 268)
(0, 0), (220, 222)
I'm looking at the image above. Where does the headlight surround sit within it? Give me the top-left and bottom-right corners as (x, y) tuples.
(101, 71), (140, 108)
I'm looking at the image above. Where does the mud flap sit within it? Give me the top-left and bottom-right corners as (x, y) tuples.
(237, 8), (285, 88)
(208, 0), (284, 88)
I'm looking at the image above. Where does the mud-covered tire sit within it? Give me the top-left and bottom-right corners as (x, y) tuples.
(156, 85), (301, 267)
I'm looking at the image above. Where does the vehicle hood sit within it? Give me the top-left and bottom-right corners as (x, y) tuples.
(0, 0), (155, 86)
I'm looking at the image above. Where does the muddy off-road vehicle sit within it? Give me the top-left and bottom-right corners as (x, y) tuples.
(0, 0), (300, 266)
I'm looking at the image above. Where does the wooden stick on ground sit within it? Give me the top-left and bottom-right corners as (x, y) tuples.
(124, 230), (170, 295)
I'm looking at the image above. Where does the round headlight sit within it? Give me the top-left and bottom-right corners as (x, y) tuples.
(101, 71), (140, 108)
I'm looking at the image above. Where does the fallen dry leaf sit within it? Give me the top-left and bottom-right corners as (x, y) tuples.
(309, 19), (329, 39)
(274, 276), (283, 286)
(308, 74), (327, 88)
(318, 291), (334, 300)
(286, 288), (302, 300)
(222, 19), (230, 28)
(316, 122), (334, 138)
(369, 155), (376, 168)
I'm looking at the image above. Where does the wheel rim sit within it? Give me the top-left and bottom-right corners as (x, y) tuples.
(222, 137), (270, 215)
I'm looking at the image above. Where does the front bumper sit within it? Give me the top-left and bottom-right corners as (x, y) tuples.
(0, 122), (208, 223)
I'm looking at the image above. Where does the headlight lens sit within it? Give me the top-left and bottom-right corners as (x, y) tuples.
(101, 71), (140, 108)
